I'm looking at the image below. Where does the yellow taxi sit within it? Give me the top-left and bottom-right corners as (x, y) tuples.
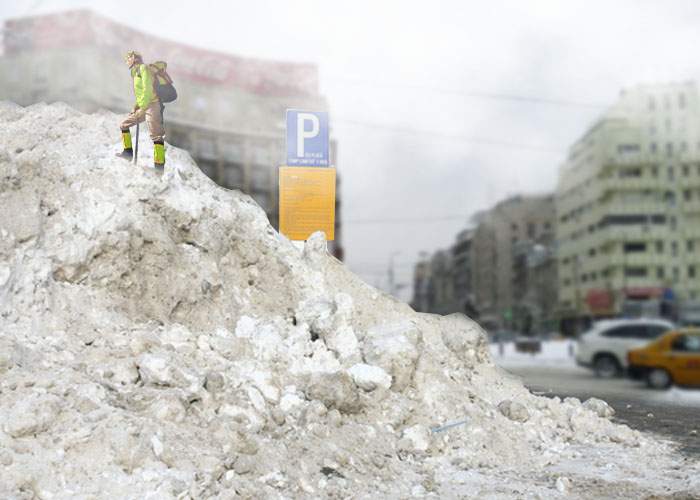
(627, 328), (700, 389)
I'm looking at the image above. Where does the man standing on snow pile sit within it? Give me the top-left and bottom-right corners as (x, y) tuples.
(116, 50), (165, 171)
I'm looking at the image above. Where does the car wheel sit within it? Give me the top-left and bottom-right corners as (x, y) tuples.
(593, 355), (620, 378)
(646, 368), (672, 389)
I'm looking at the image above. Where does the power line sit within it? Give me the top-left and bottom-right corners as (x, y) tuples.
(333, 117), (564, 154)
(326, 76), (608, 109)
(343, 214), (469, 225)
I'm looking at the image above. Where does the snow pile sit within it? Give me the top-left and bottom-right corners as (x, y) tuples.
(0, 102), (698, 498)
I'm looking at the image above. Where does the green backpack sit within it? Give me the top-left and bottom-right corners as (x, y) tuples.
(149, 61), (178, 103)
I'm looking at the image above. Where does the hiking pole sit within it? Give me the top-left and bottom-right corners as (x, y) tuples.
(133, 122), (140, 165)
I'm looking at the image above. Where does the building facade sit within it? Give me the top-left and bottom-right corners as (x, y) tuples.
(0, 9), (343, 258)
(470, 195), (556, 330)
(556, 82), (700, 327)
(411, 195), (556, 332)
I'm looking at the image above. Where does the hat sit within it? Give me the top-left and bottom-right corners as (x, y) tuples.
(124, 50), (143, 62)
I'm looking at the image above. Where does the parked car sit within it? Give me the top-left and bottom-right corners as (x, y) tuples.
(628, 328), (700, 389)
(575, 318), (675, 378)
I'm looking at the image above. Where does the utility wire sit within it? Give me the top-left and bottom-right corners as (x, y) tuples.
(326, 76), (608, 109)
(334, 117), (564, 154)
(343, 214), (469, 225)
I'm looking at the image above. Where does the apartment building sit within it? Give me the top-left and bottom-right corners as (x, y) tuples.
(411, 195), (555, 331)
(471, 195), (556, 330)
(556, 82), (700, 324)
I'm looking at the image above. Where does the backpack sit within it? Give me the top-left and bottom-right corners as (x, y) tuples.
(149, 61), (178, 103)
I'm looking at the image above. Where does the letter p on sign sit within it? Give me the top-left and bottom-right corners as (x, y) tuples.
(286, 110), (329, 167)
(297, 113), (319, 158)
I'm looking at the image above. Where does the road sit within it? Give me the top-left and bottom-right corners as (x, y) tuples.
(502, 364), (700, 458)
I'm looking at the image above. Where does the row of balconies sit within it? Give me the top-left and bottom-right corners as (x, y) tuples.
(556, 224), (700, 257)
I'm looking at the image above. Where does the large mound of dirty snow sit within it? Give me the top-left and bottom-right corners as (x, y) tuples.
(0, 102), (698, 498)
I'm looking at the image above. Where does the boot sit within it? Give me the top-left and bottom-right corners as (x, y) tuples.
(116, 148), (133, 160)
(154, 140), (165, 171)
(116, 129), (133, 160)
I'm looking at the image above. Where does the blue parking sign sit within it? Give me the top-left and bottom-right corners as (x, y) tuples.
(286, 110), (329, 166)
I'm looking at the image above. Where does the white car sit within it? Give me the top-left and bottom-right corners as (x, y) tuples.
(575, 318), (675, 377)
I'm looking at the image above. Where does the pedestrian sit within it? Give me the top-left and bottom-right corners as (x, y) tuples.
(116, 50), (165, 171)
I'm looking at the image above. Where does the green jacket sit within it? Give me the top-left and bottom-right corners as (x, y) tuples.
(130, 63), (157, 109)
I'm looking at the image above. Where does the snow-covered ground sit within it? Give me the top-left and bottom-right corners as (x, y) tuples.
(493, 339), (700, 407)
(489, 338), (579, 368)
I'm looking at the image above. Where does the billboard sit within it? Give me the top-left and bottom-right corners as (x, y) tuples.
(3, 9), (319, 97)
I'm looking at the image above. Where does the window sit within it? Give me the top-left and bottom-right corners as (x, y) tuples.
(687, 240), (695, 253)
(665, 191), (676, 206)
(690, 265), (697, 279)
(650, 143), (658, 154)
(666, 143), (674, 157)
(617, 144), (641, 155)
(681, 141), (688, 153)
(253, 146), (270, 165)
(222, 142), (243, 162)
(196, 137), (216, 159)
(651, 165), (659, 177)
(684, 189), (692, 202)
(603, 325), (645, 339)
(625, 267), (647, 278)
(670, 216), (677, 230)
(619, 167), (642, 177)
(600, 214), (665, 227)
(527, 222), (536, 239)
(679, 93), (687, 109)
(673, 267), (680, 281)
(657, 267), (665, 279)
(683, 165), (690, 176)
(667, 166), (675, 180)
(250, 167), (269, 190)
(589, 248), (597, 257)
(624, 242), (646, 253)
(672, 241), (678, 256)
(656, 241), (664, 253)
(647, 325), (671, 339)
(223, 163), (243, 187)
(671, 335), (700, 352)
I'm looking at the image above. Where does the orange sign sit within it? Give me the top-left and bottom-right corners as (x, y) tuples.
(279, 167), (336, 241)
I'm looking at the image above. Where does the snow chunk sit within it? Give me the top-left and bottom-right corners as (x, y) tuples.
(583, 398), (615, 418)
(347, 363), (392, 391)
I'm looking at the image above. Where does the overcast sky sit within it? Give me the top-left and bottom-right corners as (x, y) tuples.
(3, 0), (700, 301)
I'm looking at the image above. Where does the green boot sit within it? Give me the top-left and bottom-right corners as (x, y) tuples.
(116, 129), (133, 160)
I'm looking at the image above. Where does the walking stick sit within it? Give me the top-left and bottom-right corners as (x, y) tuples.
(133, 122), (140, 165)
